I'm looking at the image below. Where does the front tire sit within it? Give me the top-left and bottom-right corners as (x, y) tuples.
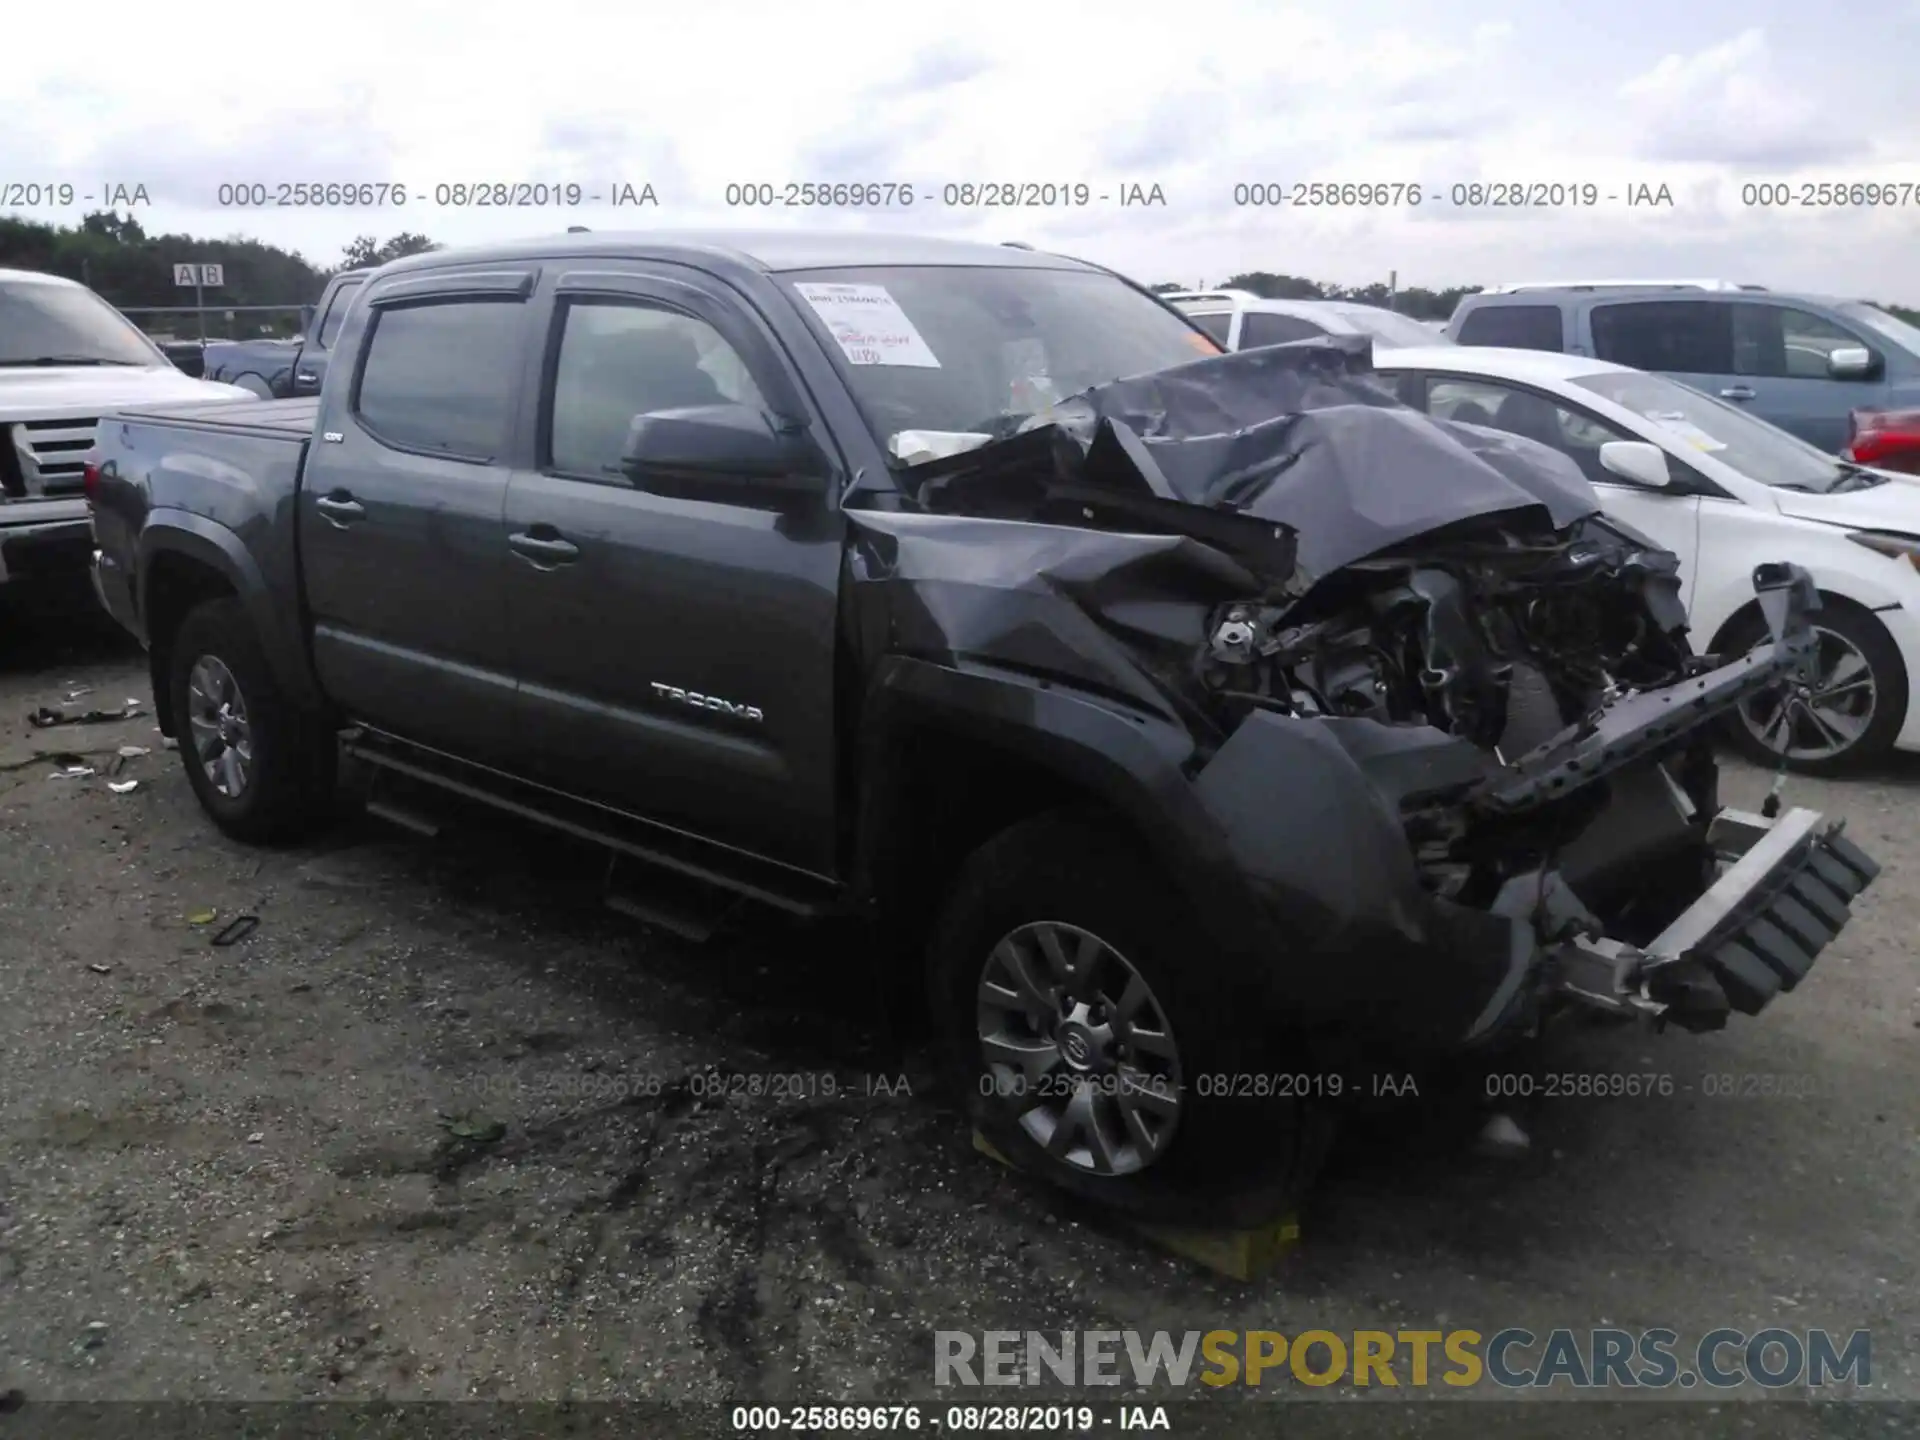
(168, 598), (336, 842)
(927, 810), (1328, 1226)
(1722, 602), (1906, 775)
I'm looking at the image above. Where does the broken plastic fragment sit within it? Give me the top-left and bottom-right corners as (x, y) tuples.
(109, 779), (139, 794)
(1473, 1112), (1531, 1157)
(51, 765), (96, 779)
(117, 745), (151, 759)
(888, 430), (993, 465)
(187, 909), (218, 925)
(440, 1117), (507, 1144)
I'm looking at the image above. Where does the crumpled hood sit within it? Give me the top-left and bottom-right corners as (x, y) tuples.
(0, 365), (254, 422)
(893, 335), (1602, 584)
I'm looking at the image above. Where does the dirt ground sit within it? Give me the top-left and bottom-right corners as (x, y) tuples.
(1, 619), (1915, 1435)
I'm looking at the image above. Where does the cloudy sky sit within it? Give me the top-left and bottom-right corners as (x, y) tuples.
(10, 0), (1920, 301)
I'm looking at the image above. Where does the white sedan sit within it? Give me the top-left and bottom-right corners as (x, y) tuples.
(1372, 345), (1920, 772)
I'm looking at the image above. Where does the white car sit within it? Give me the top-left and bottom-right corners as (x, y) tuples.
(1166, 290), (1446, 352)
(1372, 345), (1920, 772)
(0, 268), (256, 608)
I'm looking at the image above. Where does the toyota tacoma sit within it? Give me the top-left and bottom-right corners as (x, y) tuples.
(84, 231), (1879, 1219)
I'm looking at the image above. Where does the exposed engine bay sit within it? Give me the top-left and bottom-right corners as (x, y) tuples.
(848, 336), (1881, 1045)
(1197, 515), (1691, 753)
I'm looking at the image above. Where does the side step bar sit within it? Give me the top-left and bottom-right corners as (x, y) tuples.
(339, 728), (843, 922)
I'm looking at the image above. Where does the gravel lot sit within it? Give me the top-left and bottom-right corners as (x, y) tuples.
(1, 618), (1915, 1434)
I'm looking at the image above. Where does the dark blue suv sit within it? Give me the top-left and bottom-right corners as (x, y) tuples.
(1445, 285), (1920, 454)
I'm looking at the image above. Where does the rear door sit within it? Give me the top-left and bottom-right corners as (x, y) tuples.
(300, 263), (536, 761)
(1724, 300), (1889, 452)
(498, 263), (847, 876)
(1589, 299), (1742, 414)
(1405, 371), (1704, 610)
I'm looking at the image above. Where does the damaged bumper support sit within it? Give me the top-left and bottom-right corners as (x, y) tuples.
(1541, 807), (1879, 1031)
(1468, 564), (1882, 1034)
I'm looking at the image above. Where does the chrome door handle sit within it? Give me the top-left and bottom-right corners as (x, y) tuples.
(314, 493), (365, 526)
(508, 531), (580, 566)
(1719, 385), (1755, 401)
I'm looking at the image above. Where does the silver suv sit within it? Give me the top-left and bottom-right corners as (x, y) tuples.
(1445, 282), (1920, 454)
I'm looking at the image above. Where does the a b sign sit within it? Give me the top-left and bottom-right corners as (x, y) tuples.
(172, 263), (224, 286)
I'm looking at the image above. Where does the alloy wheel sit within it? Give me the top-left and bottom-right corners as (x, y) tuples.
(186, 654), (253, 798)
(1738, 625), (1877, 764)
(976, 921), (1183, 1176)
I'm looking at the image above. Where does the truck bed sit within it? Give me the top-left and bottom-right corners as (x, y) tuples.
(109, 396), (319, 439)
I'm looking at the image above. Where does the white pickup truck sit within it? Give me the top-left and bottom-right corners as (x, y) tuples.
(0, 268), (254, 612)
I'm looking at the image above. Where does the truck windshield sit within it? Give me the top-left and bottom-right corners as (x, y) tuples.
(1836, 301), (1920, 359)
(779, 265), (1219, 460)
(0, 279), (163, 367)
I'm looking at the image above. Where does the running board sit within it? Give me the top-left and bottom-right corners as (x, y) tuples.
(339, 729), (842, 921)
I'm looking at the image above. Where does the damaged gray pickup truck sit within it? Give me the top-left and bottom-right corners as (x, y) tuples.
(84, 231), (1878, 1219)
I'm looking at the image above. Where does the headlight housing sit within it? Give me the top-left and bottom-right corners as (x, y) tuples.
(1846, 530), (1920, 570)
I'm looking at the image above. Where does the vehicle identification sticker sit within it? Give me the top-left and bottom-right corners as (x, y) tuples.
(793, 283), (941, 368)
(1643, 412), (1727, 451)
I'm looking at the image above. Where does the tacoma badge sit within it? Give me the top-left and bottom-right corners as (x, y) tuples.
(650, 682), (764, 724)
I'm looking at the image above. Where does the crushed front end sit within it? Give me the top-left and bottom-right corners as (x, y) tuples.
(850, 338), (1881, 1050)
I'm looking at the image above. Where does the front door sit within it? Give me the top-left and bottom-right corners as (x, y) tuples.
(499, 264), (847, 876)
(300, 265), (537, 762)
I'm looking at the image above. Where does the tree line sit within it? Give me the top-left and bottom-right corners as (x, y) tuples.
(2, 211), (1914, 334)
(0, 213), (439, 338)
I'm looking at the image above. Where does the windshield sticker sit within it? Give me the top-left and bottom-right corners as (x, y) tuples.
(1643, 412), (1727, 452)
(794, 283), (941, 368)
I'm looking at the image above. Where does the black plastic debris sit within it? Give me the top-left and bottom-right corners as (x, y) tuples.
(209, 914), (260, 947)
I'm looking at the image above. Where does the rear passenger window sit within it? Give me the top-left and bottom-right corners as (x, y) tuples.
(546, 300), (767, 479)
(1454, 305), (1565, 351)
(1184, 311), (1232, 345)
(355, 299), (524, 461)
(1239, 312), (1327, 348)
(1591, 300), (1733, 373)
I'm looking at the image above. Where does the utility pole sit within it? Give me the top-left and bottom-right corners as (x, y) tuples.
(1388, 270), (1399, 312)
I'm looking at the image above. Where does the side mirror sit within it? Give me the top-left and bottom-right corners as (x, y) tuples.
(1598, 440), (1673, 488)
(618, 404), (827, 495)
(1829, 345), (1877, 380)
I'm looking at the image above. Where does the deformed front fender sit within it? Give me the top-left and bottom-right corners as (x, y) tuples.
(857, 654), (1508, 1044)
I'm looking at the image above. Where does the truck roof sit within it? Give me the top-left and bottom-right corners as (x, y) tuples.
(372, 229), (1100, 279)
(0, 267), (83, 287)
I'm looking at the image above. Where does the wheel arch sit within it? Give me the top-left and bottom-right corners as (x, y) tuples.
(847, 656), (1273, 983)
(138, 515), (320, 735)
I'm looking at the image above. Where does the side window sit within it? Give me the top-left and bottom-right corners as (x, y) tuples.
(1239, 312), (1327, 348)
(1731, 303), (1870, 379)
(1591, 300), (1733, 373)
(547, 300), (768, 480)
(355, 299), (524, 461)
(1424, 377), (1636, 485)
(1454, 305), (1564, 351)
(315, 280), (365, 349)
(1183, 311), (1232, 345)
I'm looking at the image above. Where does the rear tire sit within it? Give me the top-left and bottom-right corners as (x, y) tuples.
(168, 598), (336, 842)
(1721, 602), (1906, 775)
(927, 809), (1330, 1226)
